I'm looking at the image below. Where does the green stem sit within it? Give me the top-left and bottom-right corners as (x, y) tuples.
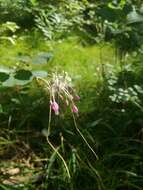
(47, 103), (71, 179)
(46, 137), (71, 179)
(72, 113), (99, 160)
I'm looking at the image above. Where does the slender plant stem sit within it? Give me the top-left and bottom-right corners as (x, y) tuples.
(87, 160), (105, 190)
(47, 99), (71, 179)
(72, 113), (99, 160)
(38, 76), (71, 179)
(46, 137), (71, 179)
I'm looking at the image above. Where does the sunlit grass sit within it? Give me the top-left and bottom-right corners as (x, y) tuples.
(0, 35), (118, 116)
(0, 35), (116, 83)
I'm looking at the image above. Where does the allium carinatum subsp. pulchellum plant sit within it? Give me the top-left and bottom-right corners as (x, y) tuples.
(49, 72), (79, 116)
(37, 71), (80, 116)
(36, 71), (98, 179)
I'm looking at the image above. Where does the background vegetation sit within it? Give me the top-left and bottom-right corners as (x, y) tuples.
(1, 0), (143, 189)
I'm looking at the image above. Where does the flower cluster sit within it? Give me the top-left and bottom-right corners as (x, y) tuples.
(50, 72), (80, 115)
(37, 72), (80, 115)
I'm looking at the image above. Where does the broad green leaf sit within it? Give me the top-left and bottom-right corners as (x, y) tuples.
(0, 72), (9, 82)
(32, 70), (48, 78)
(14, 69), (32, 80)
(0, 66), (12, 74)
(32, 52), (53, 64)
(127, 10), (143, 24)
(32, 57), (47, 64)
(2, 76), (16, 87)
(2, 76), (31, 87)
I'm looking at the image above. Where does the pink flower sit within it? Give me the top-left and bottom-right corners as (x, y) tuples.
(72, 105), (78, 113)
(50, 101), (59, 115)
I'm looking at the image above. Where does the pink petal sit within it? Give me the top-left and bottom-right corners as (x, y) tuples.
(50, 101), (59, 115)
(72, 105), (78, 113)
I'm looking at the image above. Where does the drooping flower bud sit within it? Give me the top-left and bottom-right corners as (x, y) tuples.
(72, 105), (78, 113)
(50, 101), (59, 115)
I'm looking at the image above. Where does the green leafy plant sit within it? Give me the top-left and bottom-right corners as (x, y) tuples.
(0, 21), (19, 44)
(35, 1), (85, 40)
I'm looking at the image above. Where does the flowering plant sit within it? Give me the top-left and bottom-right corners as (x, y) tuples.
(37, 71), (80, 116)
(36, 71), (97, 179)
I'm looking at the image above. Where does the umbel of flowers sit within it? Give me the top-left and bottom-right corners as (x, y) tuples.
(37, 71), (80, 115)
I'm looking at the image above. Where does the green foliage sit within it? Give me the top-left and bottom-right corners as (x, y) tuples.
(1, 37), (143, 189)
(0, 64), (48, 87)
(0, 0), (143, 52)
(0, 21), (19, 44)
(1, 1), (143, 190)
(106, 65), (143, 111)
(0, 0), (34, 27)
(35, 1), (85, 40)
